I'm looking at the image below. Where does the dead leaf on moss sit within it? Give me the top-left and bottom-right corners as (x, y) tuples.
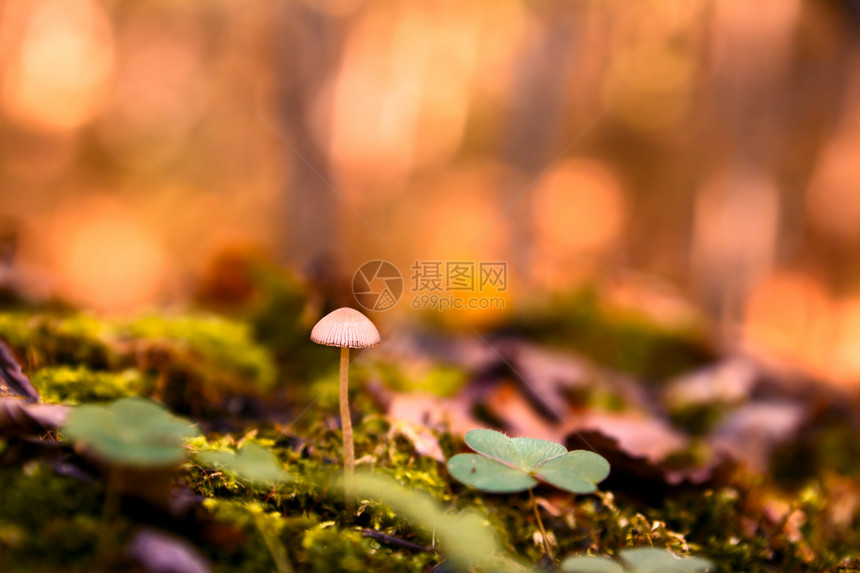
(0, 339), (39, 402)
(565, 429), (730, 503)
(0, 398), (68, 437)
(710, 401), (806, 472)
(664, 357), (756, 407)
(567, 412), (688, 464)
(484, 380), (561, 441)
(491, 340), (590, 421)
(368, 379), (479, 437)
(127, 528), (212, 573)
(388, 420), (446, 463)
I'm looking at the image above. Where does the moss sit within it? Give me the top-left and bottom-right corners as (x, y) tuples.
(30, 366), (149, 404)
(119, 314), (277, 392)
(509, 288), (713, 381)
(566, 385), (628, 413)
(354, 361), (469, 398)
(658, 481), (860, 573)
(667, 402), (729, 436)
(0, 312), (117, 372)
(188, 432), (335, 517)
(0, 464), (105, 572)
(0, 311), (279, 407)
(201, 499), (437, 573)
(188, 424), (464, 571)
(188, 419), (452, 514)
(194, 426), (855, 573)
(4, 304), (859, 573)
(241, 265), (327, 380)
(201, 499), (293, 573)
(775, 415), (860, 484)
(194, 251), (331, 380)
(301, 522), (435, 573)
(302, 370), (386, 421)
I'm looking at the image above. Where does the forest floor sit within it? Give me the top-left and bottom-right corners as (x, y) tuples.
(1, 258), (859, 573)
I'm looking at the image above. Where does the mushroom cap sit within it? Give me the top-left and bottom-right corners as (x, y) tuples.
(310, 307), (380, 349)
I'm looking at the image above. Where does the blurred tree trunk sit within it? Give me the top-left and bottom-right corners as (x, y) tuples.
(691, 0), (856, 336)
(272, 4), (345, 271)
(500, 8), (578, 284)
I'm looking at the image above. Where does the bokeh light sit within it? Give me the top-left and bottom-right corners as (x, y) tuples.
(0, 0), (858, 385)
(533, 159), (625, 253)
(50, 201), (167, 313)
(1, 0), (114, 131)
(743, 271), (833, 376)
(807, 132), (860, 244)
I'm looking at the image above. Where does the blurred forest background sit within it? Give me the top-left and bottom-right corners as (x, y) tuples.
(1, 0), (860, 386)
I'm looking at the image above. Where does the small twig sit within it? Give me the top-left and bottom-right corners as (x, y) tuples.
(264, 484), (277, 503)
(529, 489), (554, 559)
(360, 529), (434, 552)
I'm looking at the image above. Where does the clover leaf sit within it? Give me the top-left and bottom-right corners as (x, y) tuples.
(618, 548), (713, 573)
(63, 397), (199, 468)
(199, 443), (290, 485)
(447, 429), (609, 494)
(561, 548), (713, 573)
(561, 556), (626, 573)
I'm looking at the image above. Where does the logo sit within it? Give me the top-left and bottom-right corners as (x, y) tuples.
(352, 260), (404, 311)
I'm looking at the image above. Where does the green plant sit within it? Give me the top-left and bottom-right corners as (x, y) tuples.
(447, 429), (610, 494)
(199, 443), (291, 486)
(561, 547), (713, 573)
(447, 429), (609, 558)
(198, 444), (296, 573)
(63, 397), (199, 468)
(62, 397), (200, 565)
(353, 472), (509, 571)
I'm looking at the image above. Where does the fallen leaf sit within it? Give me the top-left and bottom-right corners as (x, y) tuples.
(568, 412), (688, 464)
(484, 381), (561, 442)
(664, 357), (756, 407)
(376, 383), (479, 437)
(126, 528), (211, 573)
(492, 340), (589, 421)
(565, 429), (731, 503)
(0, 339), (39, 402)
(710, 401), (806, 472)
(388, 420), (446, 462)
(0, 398), (68, 437)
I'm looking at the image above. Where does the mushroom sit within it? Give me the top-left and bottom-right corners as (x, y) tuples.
(310, 307), (380, 507)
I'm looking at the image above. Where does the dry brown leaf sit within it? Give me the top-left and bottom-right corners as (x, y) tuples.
(0, 398), (68, 437)
(710, 401), (805, 472)
(388, 420), (446, 462)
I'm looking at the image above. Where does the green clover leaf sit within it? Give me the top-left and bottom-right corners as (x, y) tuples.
(199, 443), (290, 485)
(619, 548), (714, 573)
(561, 555), (624, 573)
(63, 397), (199, 468)
(447, 453), (538, 493)
(561, 548), (713, 573)
(446, 429), (609, 494)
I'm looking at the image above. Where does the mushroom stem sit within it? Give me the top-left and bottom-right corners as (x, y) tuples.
(339, 346), (355, 509)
